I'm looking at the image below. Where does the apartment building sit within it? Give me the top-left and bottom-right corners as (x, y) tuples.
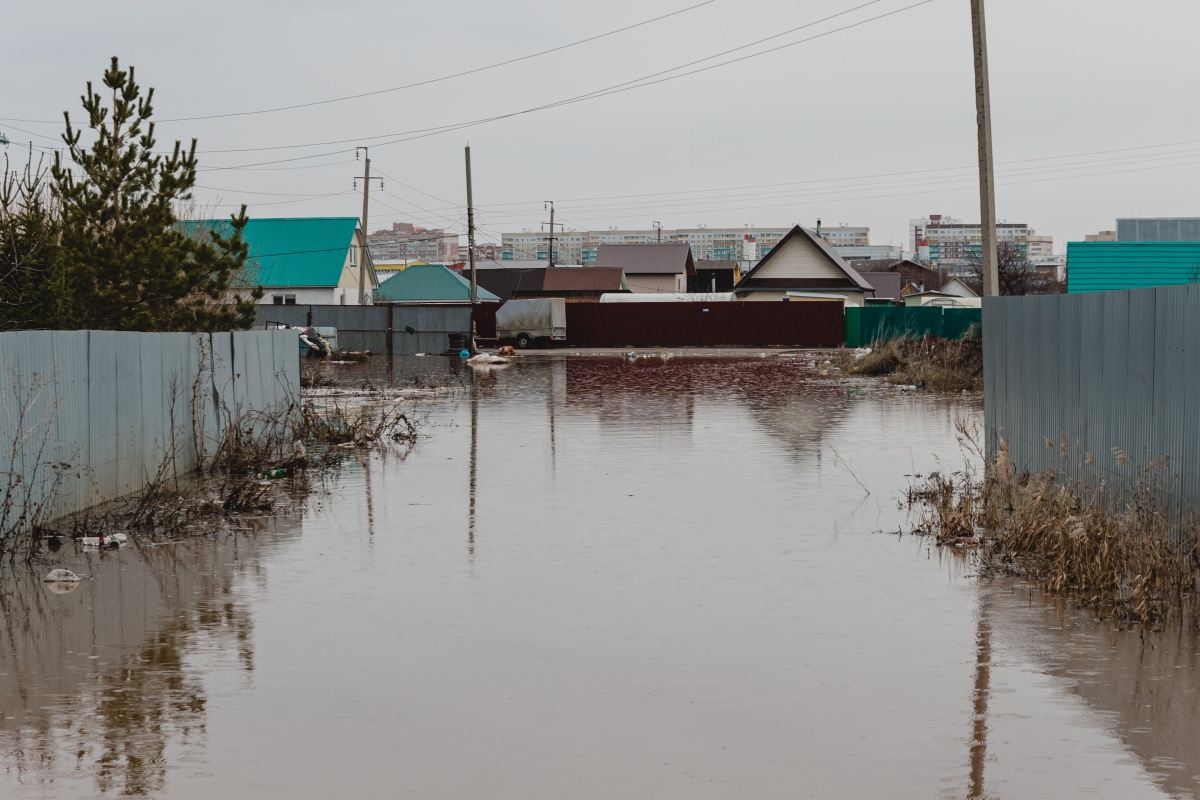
(818, 225), (870, 247)
(501, 227), (792, 265)
(367, 222), (460, 263)
(909, 214), (1032, 269)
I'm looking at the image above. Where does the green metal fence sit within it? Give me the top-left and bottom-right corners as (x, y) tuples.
(844, 306), (982, 347)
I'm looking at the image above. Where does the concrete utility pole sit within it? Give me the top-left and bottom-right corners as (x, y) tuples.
(355, 147), (383, 304)
(465, 146), (477, 305)
(654, 220), (662, 244)
(971, 0), (1000, 297)
(544, 201), (556, 267)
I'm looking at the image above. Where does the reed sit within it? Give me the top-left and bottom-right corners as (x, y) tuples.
(839, 335), (983, 392)
(906, 420), (1200, 624)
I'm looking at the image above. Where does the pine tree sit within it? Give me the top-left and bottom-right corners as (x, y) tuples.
(0, 150), (70, 331)
(51, 57), (260, 331)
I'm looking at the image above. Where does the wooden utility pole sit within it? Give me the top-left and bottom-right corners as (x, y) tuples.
(971, 0), (999, 297)
(355, 147), (383, 304)
(544, 201), (556, 267)
(465, 146), (478, 305)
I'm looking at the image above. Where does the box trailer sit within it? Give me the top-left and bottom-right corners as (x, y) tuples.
(495, 298), (567, 349)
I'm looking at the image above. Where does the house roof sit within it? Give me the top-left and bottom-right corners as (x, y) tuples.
(374, 264), (500, 303)
(470, 262), (548, 299)
(939, 276), (979, 298)
(735, 225), (875, 291)
(181, 217), (372, 289)
(595, 243), (696, 275)
(541, 267), (627, 293)
(858, 272), (903, 300)
(696, 260), (737, 271)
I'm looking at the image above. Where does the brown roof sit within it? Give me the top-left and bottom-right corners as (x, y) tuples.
(541, 267), (626, 292)
(595, 243), (696, 275)
(735, 225), (875, 292)
(696, 260), (737, 271)
(859, 272), (903, 300)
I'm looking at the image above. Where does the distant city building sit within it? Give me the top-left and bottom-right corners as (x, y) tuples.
(367, 222), (460, 263)
(834, 244), (904, 264)
(909, 213), (1033, 269)
(1084, 230), (1116, 242)
(1116, 218), (1200, 242)
(501, 227), (791, 266)
(818, 225), (870, 247)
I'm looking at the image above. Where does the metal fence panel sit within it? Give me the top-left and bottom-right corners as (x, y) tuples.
(985, 284), (1200, 522)
(0, 330), (299, 533)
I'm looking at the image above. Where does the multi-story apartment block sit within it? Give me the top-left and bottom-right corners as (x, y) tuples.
(818, 225), (870, 247)
(367, 222), (460, 263)
(1084, 230), (1117, 242)
(501, 227), (792, 266)
(909, 214), (1032, 269)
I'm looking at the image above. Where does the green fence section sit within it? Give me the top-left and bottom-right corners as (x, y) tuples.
(845, 306), (982, 347)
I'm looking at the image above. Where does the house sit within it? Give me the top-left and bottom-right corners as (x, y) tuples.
(468, 262), (628, 302)
(374, 264), (501, 304)
(733, 225), (875, 306)
(183, 217), (378, 305)
(903, 290), (981, 308)
(859, 272), (903, 303)
(877, 258), (942, 293)
(692, 260), (740, 292)
(1066, 241), (1200, 293)
(595, 244), (696, 294)
(939, 276), (979, 299)
(540, 267), (629, 301)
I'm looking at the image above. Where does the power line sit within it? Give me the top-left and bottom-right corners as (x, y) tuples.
(0, 1), (719, 126)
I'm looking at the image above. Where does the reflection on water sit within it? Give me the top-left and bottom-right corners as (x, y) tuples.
(2, 355), (1200, 798)
(0, 518), (301, 796)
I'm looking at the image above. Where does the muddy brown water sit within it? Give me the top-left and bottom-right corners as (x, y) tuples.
(3, 355), (1200, 799)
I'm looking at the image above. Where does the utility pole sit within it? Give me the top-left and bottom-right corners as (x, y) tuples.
(354, 147), (383, 304)
(971, 0), (999, 297)
(465, 146), (477, 305)
(653, 221), (662, 244)
(544, 201), (556, 267)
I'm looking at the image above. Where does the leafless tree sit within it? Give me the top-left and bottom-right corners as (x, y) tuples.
(963, 242), (1065, 296)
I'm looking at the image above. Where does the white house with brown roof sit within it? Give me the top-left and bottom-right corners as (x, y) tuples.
(733, 225), (875, 306)
(594, 243), (696, 294)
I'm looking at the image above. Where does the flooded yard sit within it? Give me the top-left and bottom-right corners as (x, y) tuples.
(3, 355), (1200, 798)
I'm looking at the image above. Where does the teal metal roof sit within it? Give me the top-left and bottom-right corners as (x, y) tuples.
(181, 217), (362, 288)
(374, 264), (500, 303)
(1067, 241), (1200, 293)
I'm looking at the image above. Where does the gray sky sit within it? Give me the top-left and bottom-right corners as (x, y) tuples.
(4, 0), (1199, 251)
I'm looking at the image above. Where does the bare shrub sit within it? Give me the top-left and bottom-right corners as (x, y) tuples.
(906, 422), (1200, 624)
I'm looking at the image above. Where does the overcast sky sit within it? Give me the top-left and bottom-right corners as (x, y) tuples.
(4, 0), (1199, 251)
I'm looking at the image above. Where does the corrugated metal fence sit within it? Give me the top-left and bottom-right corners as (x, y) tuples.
(984, 286), (1200, 514)
(563, 301), (845, 347)
(254, 305), (471, 355)
(0, 329), (298, 531)
(845, 307), (982, 347)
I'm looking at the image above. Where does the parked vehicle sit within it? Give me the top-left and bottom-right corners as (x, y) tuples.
(495, 298), (567, 349)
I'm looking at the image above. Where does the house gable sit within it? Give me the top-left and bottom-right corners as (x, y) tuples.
(736, 225), (874, 291)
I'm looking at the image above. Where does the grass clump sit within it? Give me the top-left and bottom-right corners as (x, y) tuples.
(906, 421), (1200, 625)
(840, 335), (982, 392)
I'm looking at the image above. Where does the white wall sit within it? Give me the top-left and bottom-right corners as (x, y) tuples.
(259, 287), (350, 306)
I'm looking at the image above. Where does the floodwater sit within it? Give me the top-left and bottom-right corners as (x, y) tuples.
(3, 354), (1200, 799)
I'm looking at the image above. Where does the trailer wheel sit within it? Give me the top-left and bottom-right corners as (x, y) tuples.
(515, 333), (533, 349)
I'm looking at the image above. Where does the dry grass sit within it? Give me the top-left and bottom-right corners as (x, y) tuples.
(839, 335), (983, 392)
(906, 420), (1200, 624)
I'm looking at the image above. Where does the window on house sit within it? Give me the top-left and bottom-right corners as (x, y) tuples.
(350, 246), (358, 266)
(272, 294), (297, 305)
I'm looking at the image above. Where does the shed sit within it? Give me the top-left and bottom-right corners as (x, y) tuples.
(374, 264), (500, 304)
(541, 267), (629, 300)
(692, 260), (740, 292)
(859, 272), (903, 302)
(734, 224), (875, 306)
(595, 244), (696, 294)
